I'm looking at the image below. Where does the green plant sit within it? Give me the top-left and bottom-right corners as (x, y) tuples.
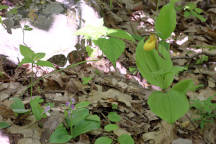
(176, 2), (206, 22)
(0, 122), (10, 129)
(19, 45), (54, 98)
(195, 55), (208, 64)
(49, 99), (100, 143)
(10, 97), (50, 121)
(76, 0), (198, 124)
(129, 67), (137, 75)
(191, 96), (216, 129)
(82, 76), (92, 85)
(10, 97), (29, 114)
(95, 104), (134, 144)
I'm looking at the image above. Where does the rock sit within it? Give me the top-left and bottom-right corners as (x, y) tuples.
(47, 54), (67, 67)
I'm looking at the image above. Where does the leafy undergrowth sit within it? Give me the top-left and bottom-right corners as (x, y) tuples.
(1, 0), (216, 144)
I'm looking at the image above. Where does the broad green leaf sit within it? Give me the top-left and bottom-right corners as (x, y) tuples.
(172, 79), (196, 94)
(71, 108), (89, 125)
(18, 58), (34, 66)
(36, 60), (54, 68)
(170, 0), (180, 3)
(0, 5), (9, 10)
(108, 112), (121, 122)
(0, 122), (10, 129)
(136, 39), (174, 89)
(107, 29), (135, 41)
(104, 124), (119, 132)
(155, 3), (176, 40)
(75, 25), (108, 40)
(118, 134), (134, 144)
(19, 45), (35, 59)
(86, 115), (100, 122)
(49, 124), (72, 143)
(148, 89), (189, 123)
(30, 97), (44, 121)
(75, 101), (90, 109)
(71, 119), (100, 138)
(10, 98), (29, 113)
(95, 136), (112, 144)
(95, 37), (125, 67)
(33, 53), (45, 61)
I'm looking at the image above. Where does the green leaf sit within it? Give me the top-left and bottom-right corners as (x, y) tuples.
(104, 124), (119, 132)
(75, 24), (108, 40)
(75, 101), (90, 109)
(172, 79), (196, 94)
(0, 122), (10, 129)
(136, 39), (175, 89)
(194, 8), (203, 14)
(0, 16), (2, 24)
(86, 115), (100, 122)
(108, 112), (121, 122)
(112, 104), (118, 110)
(19, 45), (35, 59)
(30, 97), (44, 121)
(71, 118), (100, 138)
(33, 53), (45, 61)
(49, 124), (72, 143)
(7, 8), (17, 15)
(36, 60), (54, 68)
(86, 45), (94, 57)
(95, 136), (112, 144)
(95, 37), (125, 67)
(10, 98), (29, 113)
(170, 0), (180, 3)
(24, 25), (33, 31)
(155, 3), (176, 40)
(107, 29), (135, 41)
(0, 5), (9, 10)
(190, 10), (206, 22)
(148, 89), (189, 123)
(184, 11), (191, 18)
(184, 3), (196, 10)
(82, 77), (92, 85)
(18, 58), (34, 66)
(71, 108), (89, 125)
(118, 134), (134, 144)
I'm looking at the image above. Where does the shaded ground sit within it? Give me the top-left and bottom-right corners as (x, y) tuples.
(0, 0), (216, 144)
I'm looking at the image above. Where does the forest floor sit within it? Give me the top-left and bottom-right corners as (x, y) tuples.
(0, 0), (216, 144)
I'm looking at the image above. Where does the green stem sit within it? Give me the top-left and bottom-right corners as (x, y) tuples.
(30, 63), (33, 99)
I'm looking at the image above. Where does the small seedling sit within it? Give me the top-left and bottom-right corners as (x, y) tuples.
(49, 100), (100, 143)
(195, 55), (208, 64)
(95, 104), (134, 144)
(183, 2), (206, 22)
(82, 76), (92, 85)
(191, 96), (216, 129)
(129, 67), (137, 75)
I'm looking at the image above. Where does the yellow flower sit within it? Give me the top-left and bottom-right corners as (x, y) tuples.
(143, 34), (157, 51)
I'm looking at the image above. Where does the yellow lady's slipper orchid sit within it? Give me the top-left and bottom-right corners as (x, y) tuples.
(143, 34), (157, 51)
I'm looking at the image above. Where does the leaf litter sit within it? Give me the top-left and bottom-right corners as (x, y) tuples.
(0, 0), (216, 143)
